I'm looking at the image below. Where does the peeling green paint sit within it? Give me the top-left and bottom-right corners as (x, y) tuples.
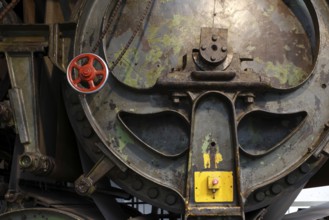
(253, 56), (308, 87)
(114, 124), (134, 154)
(201, 134), (212, 154)
(265, 59), (306, 86)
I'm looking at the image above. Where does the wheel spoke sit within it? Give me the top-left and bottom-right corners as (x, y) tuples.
(73, 77), (81, 85)
(87, 56), (95, 66)
(88, 80), (96, 89)
(73, 62), (82, 70)
(96, 70), (105, 76)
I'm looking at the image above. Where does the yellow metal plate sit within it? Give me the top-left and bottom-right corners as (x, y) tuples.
(194, 171), (233, 202)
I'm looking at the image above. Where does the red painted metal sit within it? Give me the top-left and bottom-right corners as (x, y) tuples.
(67, 53), (109, 94)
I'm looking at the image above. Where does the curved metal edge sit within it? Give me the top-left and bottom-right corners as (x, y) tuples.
(237, 110), (308, 157)
(117, 109), (190, 158)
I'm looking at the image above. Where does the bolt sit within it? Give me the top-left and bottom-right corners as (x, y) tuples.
(201, 45), (206, 50)
(77, 181), (89, 194)
(19, 154), (33, 169)
(221, 46), (227, 52)
(210, 56), (216, 61)
(4, 193), (13, 200)
(212, 35), (218, 41)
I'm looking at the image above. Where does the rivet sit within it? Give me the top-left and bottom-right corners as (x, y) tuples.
(147, 188), (159, 199)
(221, 46), (227, 52)
(254, 191), (265, 202)
(271, 184), (282, 195)
(165, 194), (177, 205)
(201, 45), (206, 50)
(132, 179), (143, 191)
(300, 163), (310, 174)
(286, 173), (298, 185)
(210, 56), (216, 61)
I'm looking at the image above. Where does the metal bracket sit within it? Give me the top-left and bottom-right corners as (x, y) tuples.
(199, 28), (228, 65)
(75, 156), (115, 196)
(185, 92), (244, 219)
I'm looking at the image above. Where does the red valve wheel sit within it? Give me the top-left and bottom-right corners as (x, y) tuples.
(66, 53), (109, 94)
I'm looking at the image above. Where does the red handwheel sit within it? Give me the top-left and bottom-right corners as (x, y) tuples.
(66, 53), (109, 94)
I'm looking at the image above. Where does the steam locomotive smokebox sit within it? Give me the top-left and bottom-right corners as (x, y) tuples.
(0, 0), (322, 220)
(63, 0), (329, 219)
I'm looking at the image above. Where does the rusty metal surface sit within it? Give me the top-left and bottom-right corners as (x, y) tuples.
(64, 0), (329, 217)
(0, 0), (325, 218)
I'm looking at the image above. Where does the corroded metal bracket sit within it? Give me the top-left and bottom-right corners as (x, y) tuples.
(0, 24), (76, 175)
(75, 156), (115, 196)
(185, 92), (244, 219)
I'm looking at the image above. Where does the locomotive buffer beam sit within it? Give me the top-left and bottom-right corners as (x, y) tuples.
(185, 92), (244, 219)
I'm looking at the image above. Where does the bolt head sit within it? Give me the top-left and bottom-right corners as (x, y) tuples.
(212, 178), (219, 185)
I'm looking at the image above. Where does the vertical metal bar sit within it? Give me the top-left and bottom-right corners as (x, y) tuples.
(23, 0), (35, 23)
